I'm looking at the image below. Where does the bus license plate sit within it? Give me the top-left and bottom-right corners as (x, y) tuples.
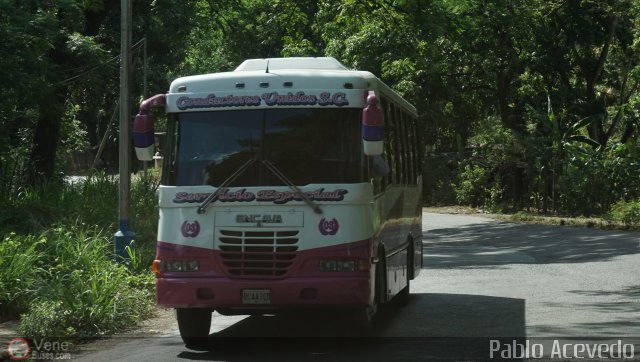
(242, 289), (271, 305)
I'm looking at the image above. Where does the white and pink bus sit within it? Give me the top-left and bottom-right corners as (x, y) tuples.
(133, 57), (423, 345)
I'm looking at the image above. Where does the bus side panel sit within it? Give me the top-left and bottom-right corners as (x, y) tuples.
(407, 181), (423, 278)
(374, 184), (417, 302)
(374, 172), (423, 297)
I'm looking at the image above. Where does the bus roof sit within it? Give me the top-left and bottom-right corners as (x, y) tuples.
(235, 57), (349, 71)
(167, 57), (417, 116)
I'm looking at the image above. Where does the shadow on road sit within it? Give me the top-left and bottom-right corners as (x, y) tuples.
(424, 221), (640, 267)
(174, 293), (525, 361)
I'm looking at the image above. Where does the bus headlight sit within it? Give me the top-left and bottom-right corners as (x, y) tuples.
(319, 260), (357, 272)
(161, 260), (200, 272)
(319, 260), (337, 271)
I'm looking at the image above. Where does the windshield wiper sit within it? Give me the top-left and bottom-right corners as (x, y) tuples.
(197, 157), (323, 215)
(261, 160), (322, 214)
(197, 157), (257, 214)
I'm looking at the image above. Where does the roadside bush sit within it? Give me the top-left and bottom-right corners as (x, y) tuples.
(15, 226), (155, 339)
(605, 200), (640, 226)
(0, 234), (43, 319)
(0, 183), (61, 235)
(0, 170), (160, 337)
(72, 172), (119, 228)
(0, 174), (117, 236)
(454, 164), (489, 207)
(131, 170), (161, 246)
(0, 171), (159, 240)
(557, 151), (612, 216)
(556, 142), (640, 216)
(422, 153), (457, 205)
(17, 300), (77, 339)
(452, 116), (521, 211)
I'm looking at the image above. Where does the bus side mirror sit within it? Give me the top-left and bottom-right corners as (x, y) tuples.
(362, 93), (384, 156)
(134, 94), (166, 161)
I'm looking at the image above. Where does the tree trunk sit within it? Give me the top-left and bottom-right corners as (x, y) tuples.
(496, 69), (512, 127)
(585, 14), (618, 147)
(27, 93), (65, 183)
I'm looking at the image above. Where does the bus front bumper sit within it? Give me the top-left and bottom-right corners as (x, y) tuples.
(156, 275), (372, 309)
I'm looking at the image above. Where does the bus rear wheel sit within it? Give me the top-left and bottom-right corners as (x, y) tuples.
(176, 308), (212, 348)
(395, 243), (413, 305)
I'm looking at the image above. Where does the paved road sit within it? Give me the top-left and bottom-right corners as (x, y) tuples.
(73, 212), (640, 361)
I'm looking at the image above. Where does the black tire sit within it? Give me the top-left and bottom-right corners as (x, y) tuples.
(353, 250), (385, 332)
(408, 241), (415, 280)
(394, 245), (412, 306)
(176, 308), (212, 349)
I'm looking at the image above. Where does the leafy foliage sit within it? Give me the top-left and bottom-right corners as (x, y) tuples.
(10, 226), (154, 339)
(2, 0), (639, 216)
(0, 174), (158, 338)
(606, 199), (640, 226)
(0, 234), (42, 319)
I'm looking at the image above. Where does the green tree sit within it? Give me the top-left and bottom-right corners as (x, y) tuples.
(0, 0), (200, 185)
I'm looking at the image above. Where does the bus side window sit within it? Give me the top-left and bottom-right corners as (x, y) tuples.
(406, 117), (414, 184)
(403, 113), (412, 184)
(414, 117), (423, 180)
(401, 111), (414, 184)
(409, 118), (419, 184)
(384, 99), (398, 184)
(401, 107), (408, 184)
(375, 97), (389, 191)
(392, 104), (403, 185)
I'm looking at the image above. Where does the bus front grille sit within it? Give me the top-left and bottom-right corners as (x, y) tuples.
(217, 229), (299, 278)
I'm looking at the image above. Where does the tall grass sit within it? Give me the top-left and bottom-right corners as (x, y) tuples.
(0, 171), (160, 238)
(11, 226), (155, 339)
(0, 233), (43, 318)
(0, 171), (159, 339)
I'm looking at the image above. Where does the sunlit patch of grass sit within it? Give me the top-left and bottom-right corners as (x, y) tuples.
(500, 211), (631, 230)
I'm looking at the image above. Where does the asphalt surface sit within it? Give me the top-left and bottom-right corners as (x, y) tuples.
(69, 212), (640, 361)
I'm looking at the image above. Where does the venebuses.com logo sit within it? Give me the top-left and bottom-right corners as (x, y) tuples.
(6, 337), (72, 361)
(7, 338), (30, 360)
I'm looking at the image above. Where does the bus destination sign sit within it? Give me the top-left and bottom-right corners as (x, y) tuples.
(176, 91), (349, 110)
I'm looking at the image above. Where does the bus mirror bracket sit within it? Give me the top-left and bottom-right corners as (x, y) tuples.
(362, 92), (384, 156)
(134, 94), (167, 161)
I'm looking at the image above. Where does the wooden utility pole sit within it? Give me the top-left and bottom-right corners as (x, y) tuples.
(115, 0), (133, 262)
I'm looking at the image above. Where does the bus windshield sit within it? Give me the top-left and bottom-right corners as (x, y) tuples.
(170, 108), (363, 186)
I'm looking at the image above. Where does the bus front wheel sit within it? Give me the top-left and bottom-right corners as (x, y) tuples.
(353, 251), (385, 330)
(176, 308), (212, 348)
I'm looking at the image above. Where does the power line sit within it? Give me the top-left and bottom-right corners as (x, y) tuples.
(59, 54), (120, 84)
(58, 38), (147, 85)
